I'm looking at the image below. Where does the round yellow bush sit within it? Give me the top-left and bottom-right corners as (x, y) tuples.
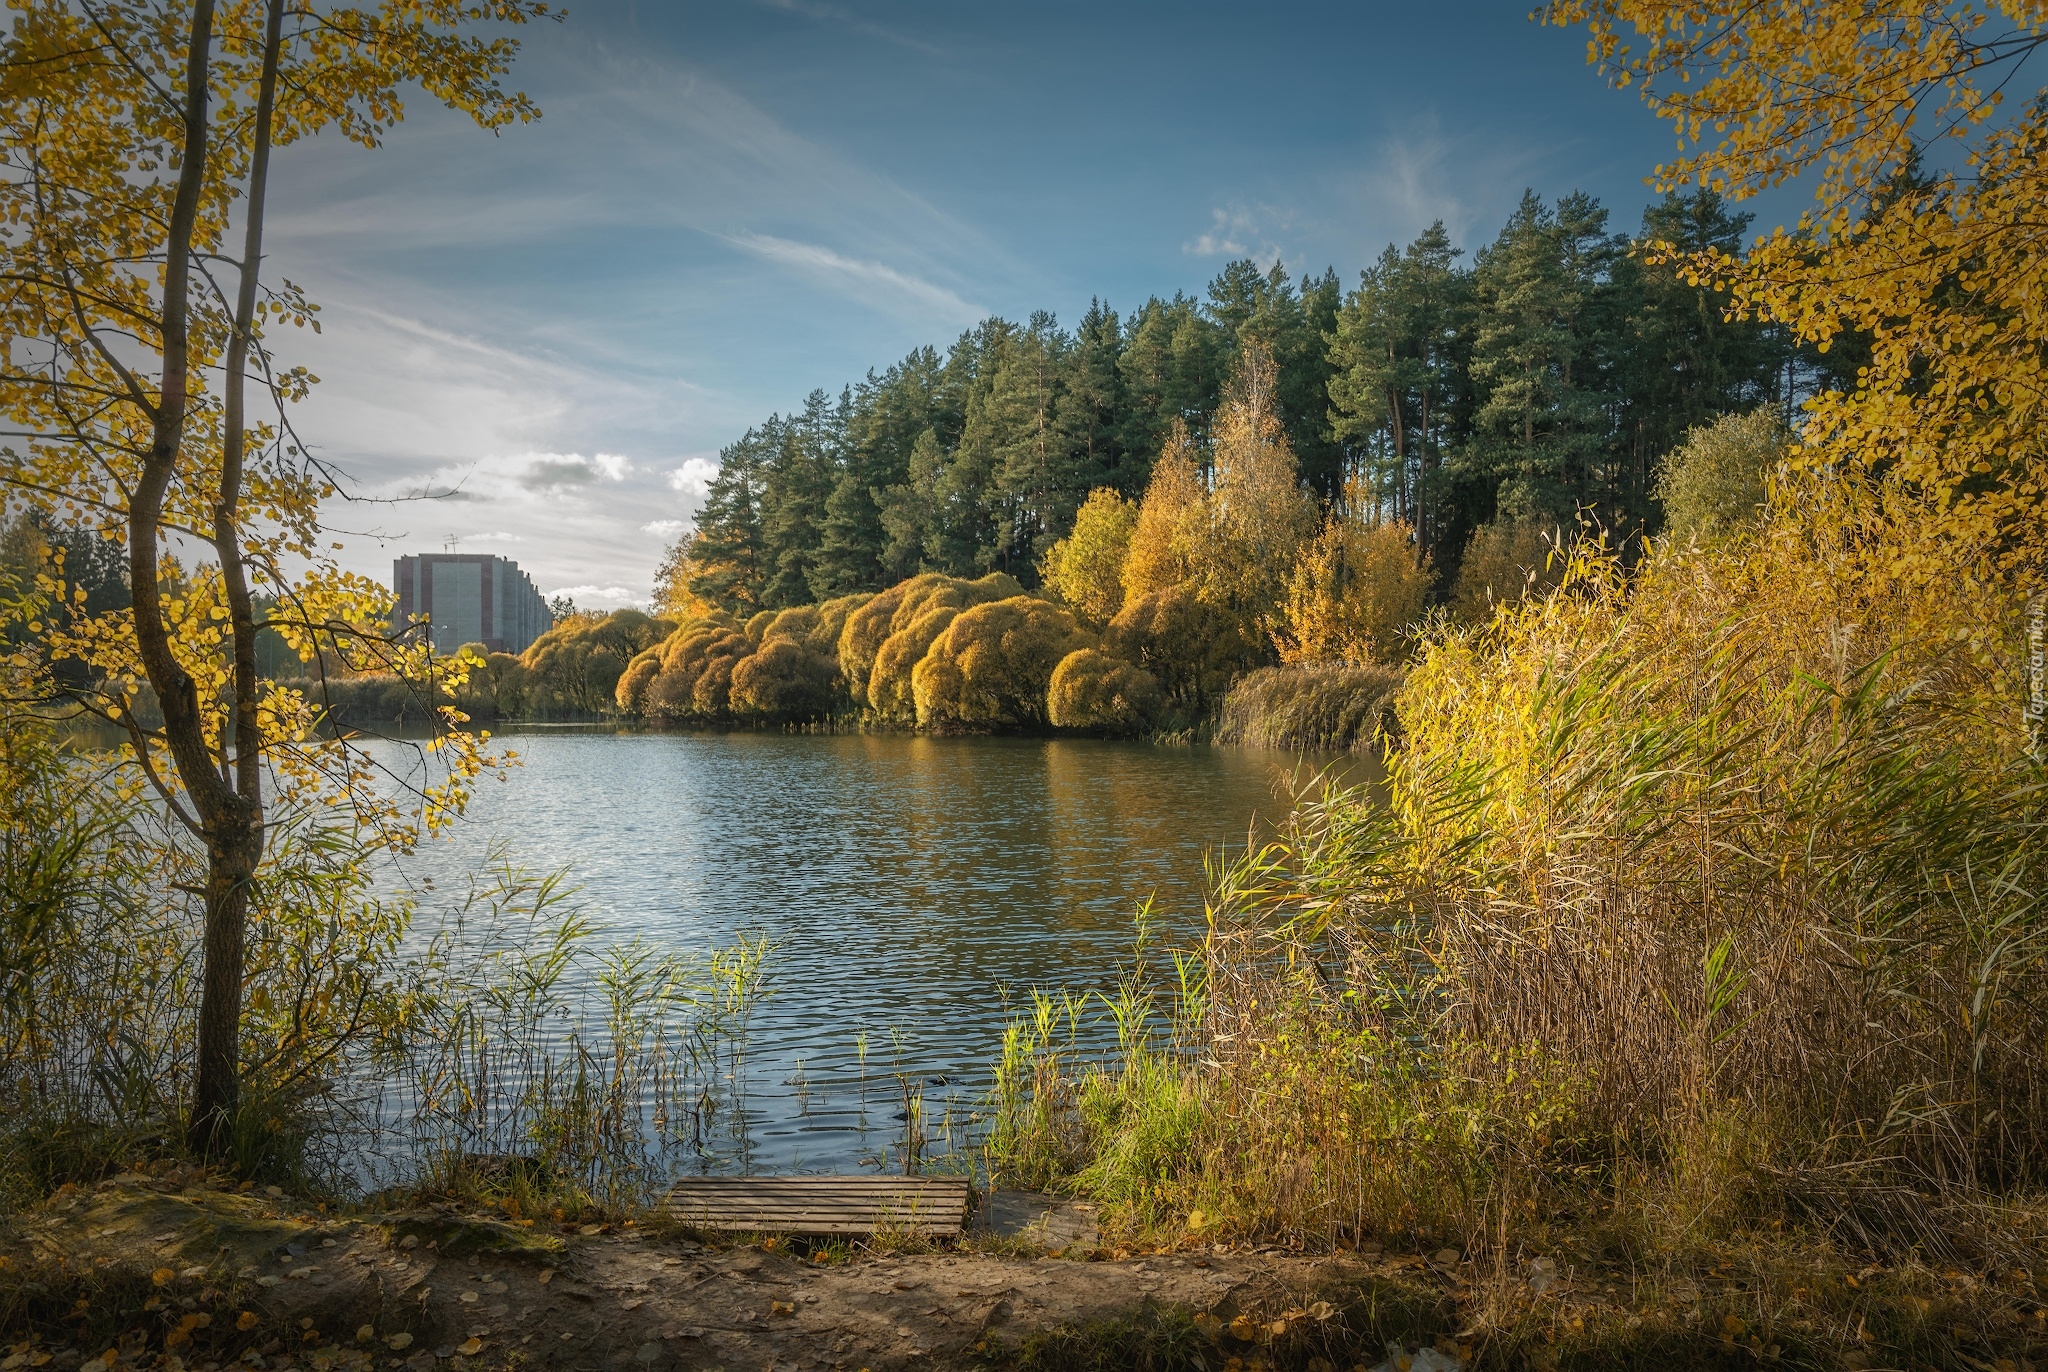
(1047, 648), (1161, 734)
(913, 597), (1092, 729)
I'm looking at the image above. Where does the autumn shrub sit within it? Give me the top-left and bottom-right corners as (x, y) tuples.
(1272, 520), (1433, 664)
(645, 624), (751, 720)
(1656, 407), (1787, 542)
(867, 605), (964, 721)
(1447, 516), (1564, 624)
(759, 603), (820, 644)
(743, 609), (777, 642)
(521, 608), (674, 717)
(728, 637), (838, 722)
(1104, 585), (1262, 717)
(912, 596), (1092, 730)
(805, 591), (872, 663)
(1043, 487), (1138, 626)
(1047, 648), (1162, 735)
(1213, 662), (1403, 753)
(836, 580), (916, 706)
(614, 648), (660, 714)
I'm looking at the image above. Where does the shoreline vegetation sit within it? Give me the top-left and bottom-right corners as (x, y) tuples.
(5, 2), (2048, 1370)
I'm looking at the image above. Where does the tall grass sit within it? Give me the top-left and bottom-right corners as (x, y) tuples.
(368, 857), (774, 1212)
(987, 470), (2047, 1264)
(0, 709), (773, 1216)
(1213, 662), (1403, 753)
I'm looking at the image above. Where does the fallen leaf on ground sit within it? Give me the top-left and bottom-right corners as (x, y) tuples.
(235, 1313), (258, 1332)
(456, 1340), (482, 1356)
(770, 1301), (794, 1317)
(151, 1268), (174, 1286)
(537, 1270), (554, 1285)
(385, 1334), (412, 1351)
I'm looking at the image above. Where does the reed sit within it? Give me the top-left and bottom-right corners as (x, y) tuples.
(1213, 662), (1403, 753)
(0, 706), (773, 1216)
(987, 468), (2046, 1274)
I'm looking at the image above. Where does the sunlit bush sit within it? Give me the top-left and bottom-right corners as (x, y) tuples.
(1448, 516), (1564, 624)
(1047, 648), (1162, 735)
(805, 592), (872, 663)
(1043, 488), (1137, 627)
(521, 608), (674, 716)
(759, 603), (819, 644)
(1656, 407), (1788, 542)
(867, 605), (963, 721)
(1273, 520), (1432, 664)
(912, 596), (1092, 729)
(728, 638), (837, 722)
(1104, 585), (1260, 714)
(645, 624), (751, 719)
(838, 572), (1020, 708)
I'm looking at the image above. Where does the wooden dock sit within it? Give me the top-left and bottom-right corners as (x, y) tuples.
(662, 1175), (973, 1237)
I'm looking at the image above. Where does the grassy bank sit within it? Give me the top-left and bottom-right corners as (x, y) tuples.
(979, 470), (2048, 1366)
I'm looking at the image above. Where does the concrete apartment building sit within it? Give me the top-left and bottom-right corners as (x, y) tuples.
(390, 553), (551, 656)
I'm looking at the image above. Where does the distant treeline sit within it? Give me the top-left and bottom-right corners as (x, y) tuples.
(666, 188), (1849, 618)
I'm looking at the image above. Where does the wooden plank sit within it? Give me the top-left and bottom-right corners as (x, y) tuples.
(663, 1175), (971, 1237)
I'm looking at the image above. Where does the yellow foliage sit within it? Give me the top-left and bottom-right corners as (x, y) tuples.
(1547, 0), (2048, 579)
(912, 597), (1092, 729)
(805, 592), (872, 662)
(729, 638), (837, 721)
(1273, 520), (1432, 665)
(868, 606), (964, 721)
(1043, 488), (1138, 626)
(1449, 518), (1566, 625)
(1121, 425), (1206, 604)
(837, 572), (1019, 709)
(1047, 647), (1162, 735)
(1186, 342), (1316, 628)
(1105, 585), (1259, 712)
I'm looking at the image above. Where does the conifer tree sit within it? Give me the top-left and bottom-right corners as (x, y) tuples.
(686, 429), (770, 614)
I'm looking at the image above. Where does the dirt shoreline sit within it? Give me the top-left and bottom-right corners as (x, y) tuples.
(0, 1174), (1456, 1372)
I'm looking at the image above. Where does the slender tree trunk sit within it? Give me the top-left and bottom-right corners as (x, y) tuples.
(190, 0), (286, 1161)
(110, 0), (257, 1161)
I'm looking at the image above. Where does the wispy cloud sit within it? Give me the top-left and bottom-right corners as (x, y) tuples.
(1184, 204), (1293, 265)
(640, 519), (689, 539)
(1325, 120), (1564, 256)
(750, 0), (948, 57)
(726, 234), (983, 324)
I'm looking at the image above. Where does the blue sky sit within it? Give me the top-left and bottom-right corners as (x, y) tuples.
(272, 0), (1697, 607)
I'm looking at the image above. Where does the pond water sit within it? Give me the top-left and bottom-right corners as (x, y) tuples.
(368, 729), (1352, 1175)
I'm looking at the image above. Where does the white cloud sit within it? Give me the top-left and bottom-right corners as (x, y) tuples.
(549, 583), (643, 607)
(641, 519), (688, 539)
(1184, 204), (1291, 266)
(667, 457), (720, 494)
